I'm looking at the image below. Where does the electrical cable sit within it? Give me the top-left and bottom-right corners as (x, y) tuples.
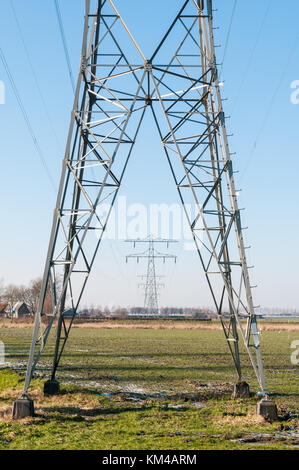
(241, 32), (299, 181)
(54, 0), (76, 94)
(0, 47), (56, 191)
(231, 0), (271, 113)
(218, 0), (238, 80)
(11, 0), (62, 149)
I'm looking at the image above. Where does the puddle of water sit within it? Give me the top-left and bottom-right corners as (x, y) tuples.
(232, 430), (299, 445)
(194, 402), (206, 409)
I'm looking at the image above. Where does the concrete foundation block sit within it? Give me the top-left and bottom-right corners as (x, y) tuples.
(232, 381), (250, 398)
(12, 395), (34, 419)
(44, 379), (60, 396)
(257, 398), (278, 422)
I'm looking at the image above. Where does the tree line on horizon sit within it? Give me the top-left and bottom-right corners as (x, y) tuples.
(0, 278), (53, 314)
(0, 279), (215, 319)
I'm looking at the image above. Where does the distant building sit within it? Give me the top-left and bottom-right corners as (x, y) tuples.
(11, 302), (31, 319)
(261, 313), (299, 319)
(0, 303), (9, 318)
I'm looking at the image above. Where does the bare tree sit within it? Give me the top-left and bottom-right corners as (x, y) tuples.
(2, 284), (24, 306)
(0, 278), (4, 302)
(0, 277), (62, 315)
(114, 307), (128, 318)
(21, 279), (43, 314)
(103, 306), (111, 317)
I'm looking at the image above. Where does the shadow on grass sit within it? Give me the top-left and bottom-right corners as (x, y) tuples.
(38, 404), (156, 421)
(48, 387), (233, 403)
(270, 392), (299, 398)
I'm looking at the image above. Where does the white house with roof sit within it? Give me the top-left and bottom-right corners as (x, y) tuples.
(11, 302), (31, 319)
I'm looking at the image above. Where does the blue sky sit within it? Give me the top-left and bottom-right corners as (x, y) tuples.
(0, 0), (298, 310)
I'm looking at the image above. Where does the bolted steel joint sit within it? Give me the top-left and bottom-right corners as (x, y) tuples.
(81, 56), (88, 72)
(144, 61), (152, 72)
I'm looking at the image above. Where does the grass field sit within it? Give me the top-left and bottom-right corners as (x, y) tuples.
(0, 321), (298, 450)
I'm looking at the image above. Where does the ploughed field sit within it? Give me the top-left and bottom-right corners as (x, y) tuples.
(0, 321), (298, 449)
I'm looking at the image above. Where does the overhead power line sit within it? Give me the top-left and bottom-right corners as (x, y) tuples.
(241, 32), (299, 181)
(54, 0), (76, 94)
(11, 0), (61, 149)
(231, 0), (271, 113)
(219, 0), (238, 80)
(0, 47), (56, 191)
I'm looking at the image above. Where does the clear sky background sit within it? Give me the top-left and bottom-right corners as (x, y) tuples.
(0, 0), (298, 310)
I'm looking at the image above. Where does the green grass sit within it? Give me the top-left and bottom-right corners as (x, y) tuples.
(0, 325), (298, 449)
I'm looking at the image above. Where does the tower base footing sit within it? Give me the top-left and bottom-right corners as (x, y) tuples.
(44, 380), (60, 396)
(12, 395), (34, 419)
(257, 398), (278, 421)
(232, 381), (250, 398)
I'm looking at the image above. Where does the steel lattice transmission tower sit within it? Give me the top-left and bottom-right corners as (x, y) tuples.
(13, 0), (273, 418)
(126, 237), (177, 314)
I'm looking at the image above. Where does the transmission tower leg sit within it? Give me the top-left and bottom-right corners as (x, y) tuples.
(43, 309), (64, 395)
(148, 0), (271, 406)
(13, 0), (147, 415)
(44, 311), (69, 395)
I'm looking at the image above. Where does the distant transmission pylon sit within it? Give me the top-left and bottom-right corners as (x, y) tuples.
(13, 0), (275, 419)
(126, 237), (177, 314)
